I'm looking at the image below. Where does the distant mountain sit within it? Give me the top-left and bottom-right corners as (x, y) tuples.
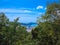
(20, 22), (37, 28)
(20, 22), (37, 26)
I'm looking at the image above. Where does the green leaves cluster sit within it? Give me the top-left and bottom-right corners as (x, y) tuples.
(0, 12), (30, 45)
(0, 1), (60, 45)
(31, 2), (60, 45)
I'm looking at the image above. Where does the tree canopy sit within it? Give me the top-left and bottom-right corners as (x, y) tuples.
(0, 1), (60, 45)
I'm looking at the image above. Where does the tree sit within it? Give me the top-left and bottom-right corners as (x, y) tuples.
(31, 2), (60, 45)
(0, 12), (28, 45)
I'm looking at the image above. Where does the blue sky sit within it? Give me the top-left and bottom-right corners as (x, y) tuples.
(0, 0), (58, 23)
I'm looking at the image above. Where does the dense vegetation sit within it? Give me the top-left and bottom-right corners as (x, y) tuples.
(0, 1), (60, 45)
(31, 2), (60, 45)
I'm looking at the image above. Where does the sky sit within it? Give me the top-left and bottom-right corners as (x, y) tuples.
(0, 0), (59, 23)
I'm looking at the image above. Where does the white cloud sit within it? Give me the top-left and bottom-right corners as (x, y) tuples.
(0, 8), (44, 23)
(0, 8), (44, 15)
(0, 8), (32, 13)
(45, 7), (47, 10)
(38, 12), (43, 15)
(23, 10), (32, 13)
(36, 6), (43, 9)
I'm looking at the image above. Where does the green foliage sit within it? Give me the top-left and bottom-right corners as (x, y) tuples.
(0, 12), (29, 45)
(0, 1), (60, 45)
(31, 2), (60, 45)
